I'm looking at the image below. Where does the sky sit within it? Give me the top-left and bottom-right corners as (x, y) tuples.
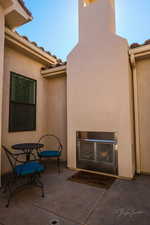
(17, 0), (150, 61)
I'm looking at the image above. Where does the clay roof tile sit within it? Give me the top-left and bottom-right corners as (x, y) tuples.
(22, 35), (29, 41)
(130, 39), (150, 49)
(31, 41), (38, 46)
(144, 39), (150, 45)
(130, 43), (141, 49)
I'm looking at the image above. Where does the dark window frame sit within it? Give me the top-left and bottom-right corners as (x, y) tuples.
(9, 72), (37, 132)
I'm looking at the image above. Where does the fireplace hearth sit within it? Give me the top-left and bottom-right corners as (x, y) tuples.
(76, 131), (118, 175)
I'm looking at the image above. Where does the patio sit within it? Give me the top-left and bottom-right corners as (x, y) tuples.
(0, 161), (150, 225)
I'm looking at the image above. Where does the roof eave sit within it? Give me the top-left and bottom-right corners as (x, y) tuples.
(17, 0), (32, 17)
(5, 27), (57, 66)
(129, 44), (150, 59)
(4, 0), (32, 29)
(41, 65), (67, 78)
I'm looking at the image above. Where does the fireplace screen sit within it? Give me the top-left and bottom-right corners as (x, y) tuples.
(96, 143), (113, 163)
(76, 131), (118, 175)
(80, 142), (95, 161)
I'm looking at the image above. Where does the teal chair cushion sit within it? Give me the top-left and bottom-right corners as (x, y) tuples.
(38, 150), (61, 158)
(15, 161), (44, 176)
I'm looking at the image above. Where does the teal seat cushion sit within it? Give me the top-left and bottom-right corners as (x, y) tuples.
(38, 150), (60, 158)
(15, 161), (44, 176)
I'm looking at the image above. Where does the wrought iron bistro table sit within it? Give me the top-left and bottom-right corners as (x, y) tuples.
(12, 143), (44, 161)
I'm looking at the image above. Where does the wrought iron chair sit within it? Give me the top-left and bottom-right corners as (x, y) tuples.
(38, 134), (63, 173)
(2, 145), (45, 207)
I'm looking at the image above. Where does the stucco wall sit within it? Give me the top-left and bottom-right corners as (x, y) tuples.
(67, 0), (135, 178)
(135, 58), (150, 173)
(47, 77), (67, 160)
(2, 45), (48, 173)
(2, 45), (67, 173)
(0, 5), (5, 181)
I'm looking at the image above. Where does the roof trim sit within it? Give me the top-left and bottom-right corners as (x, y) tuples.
(129, 44), (150, 59)
(5, 27), (58, 65)
(17, 0), (32, 17)
(41, 65), (67, 78)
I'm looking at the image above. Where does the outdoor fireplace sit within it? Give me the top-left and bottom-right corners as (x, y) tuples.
(67, 0), (135, 178)
(76, 131), (118, 175)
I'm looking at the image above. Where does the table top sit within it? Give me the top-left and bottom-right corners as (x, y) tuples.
(12, 143), (44, 150)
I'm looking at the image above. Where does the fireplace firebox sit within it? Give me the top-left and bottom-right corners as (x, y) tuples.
(76, 131), (118, 175)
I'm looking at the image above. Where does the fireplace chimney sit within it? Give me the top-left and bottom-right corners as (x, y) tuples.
(79, 0), (116, 41)
(67, 0), (135, 179)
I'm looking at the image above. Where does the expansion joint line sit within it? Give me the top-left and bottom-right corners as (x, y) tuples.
(83, 190), (106, 225)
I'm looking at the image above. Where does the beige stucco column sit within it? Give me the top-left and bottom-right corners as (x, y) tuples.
(67, 0), (135, 179)
(0, 5), (5, 186)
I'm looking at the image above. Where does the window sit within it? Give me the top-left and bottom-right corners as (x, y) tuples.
(9, 72), (37, 132)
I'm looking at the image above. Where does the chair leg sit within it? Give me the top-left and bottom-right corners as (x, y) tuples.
(2, 181), (8, 194)
(3, 174), (16, 207)
(1, 173), (9, 193)
(6, 183), (13, 208)
(36, 174), (45, 198)
(57, 157), (60, 174)
(41, 183), (44, 198)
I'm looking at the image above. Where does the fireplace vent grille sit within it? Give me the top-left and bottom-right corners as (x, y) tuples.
(76, 131), (118, 175)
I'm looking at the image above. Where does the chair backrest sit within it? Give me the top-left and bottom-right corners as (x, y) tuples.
(38, 134), (63, 152)
(2, 145), (16, 171)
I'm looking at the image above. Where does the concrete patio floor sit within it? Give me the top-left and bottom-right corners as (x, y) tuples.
(0, 162), (150, 225)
